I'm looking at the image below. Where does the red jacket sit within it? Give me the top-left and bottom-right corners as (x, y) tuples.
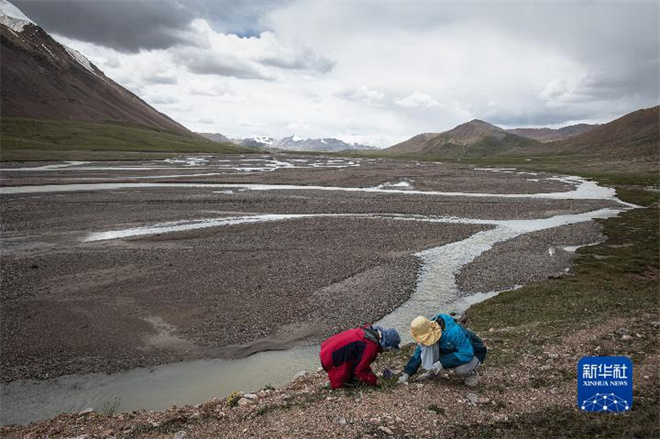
(319, 326), (382, 389)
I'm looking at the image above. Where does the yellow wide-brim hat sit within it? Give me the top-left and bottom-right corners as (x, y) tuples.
(410, 316), (442, 346)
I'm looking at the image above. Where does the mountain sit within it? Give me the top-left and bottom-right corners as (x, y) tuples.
(218, 135), (377, 151)
(550, 106), (659, 156)
(386, 119), (540, 157)
(234, 136), (275, 148)
(198, 132), (233, 143)
(272, 135), (376, 152)
(0, 0), (190, 134)
(507, 124), (598, 143)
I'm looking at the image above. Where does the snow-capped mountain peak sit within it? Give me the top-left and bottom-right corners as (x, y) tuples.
(252, 136), (274, 145)
(0, 0), (35, 32)
(272, 136), (375, 152)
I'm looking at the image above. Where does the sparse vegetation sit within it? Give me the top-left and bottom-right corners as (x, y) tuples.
(460, 184), (659, 436)
(0, 118), (256, 160)
(226, 391), (242, 408)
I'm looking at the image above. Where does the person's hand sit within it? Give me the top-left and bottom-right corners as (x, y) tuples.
(397, 373), (409, 384)
(430, 361), (443, 374)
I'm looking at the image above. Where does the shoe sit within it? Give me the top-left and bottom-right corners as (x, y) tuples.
(464, 370), (479, 387)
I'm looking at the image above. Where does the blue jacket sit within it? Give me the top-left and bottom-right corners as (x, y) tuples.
(404, 314), (487, 376)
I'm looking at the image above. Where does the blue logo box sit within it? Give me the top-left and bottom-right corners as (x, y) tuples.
(578, 356), (633, 412)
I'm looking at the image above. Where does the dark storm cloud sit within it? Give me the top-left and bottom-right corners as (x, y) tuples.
(12, 0), (286, 53)
(13, 0), (197, 52)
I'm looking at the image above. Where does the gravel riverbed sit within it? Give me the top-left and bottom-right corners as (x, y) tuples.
(0, 156), (622, 384)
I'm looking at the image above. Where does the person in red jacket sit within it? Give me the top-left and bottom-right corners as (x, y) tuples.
(320, 325), (400, 389)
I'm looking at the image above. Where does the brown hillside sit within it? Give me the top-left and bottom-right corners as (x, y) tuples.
(387, 120), (539, 157)
(0, 23), (191, 134)
(508, 124), (597, 143)
(551, 106), (659, 155)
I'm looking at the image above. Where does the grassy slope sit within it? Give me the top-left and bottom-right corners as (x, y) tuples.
(0, 118), (257, 160)
(456, 186), (659, 438)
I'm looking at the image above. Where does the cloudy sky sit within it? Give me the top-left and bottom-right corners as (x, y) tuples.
(13, 0), (660, 147)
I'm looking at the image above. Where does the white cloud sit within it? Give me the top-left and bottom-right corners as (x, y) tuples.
(394, 91), (441, 108)
(336, 86), (385, 105)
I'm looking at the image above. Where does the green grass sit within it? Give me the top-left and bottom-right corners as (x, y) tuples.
(447, 394), (659, 439)
(0, 118), (257, 160)
(462, 186), (659, 437)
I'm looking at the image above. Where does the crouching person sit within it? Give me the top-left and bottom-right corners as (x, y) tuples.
(398, 314), (486, 387)
(320, 325), (400, 389)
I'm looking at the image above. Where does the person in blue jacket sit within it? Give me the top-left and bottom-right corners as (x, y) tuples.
(397, 314), (487, 387)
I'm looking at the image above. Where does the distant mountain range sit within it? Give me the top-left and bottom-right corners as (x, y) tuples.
(198, 133), (377, 152)
(0, 0), (191, 135)
(385, 107), (659, 158)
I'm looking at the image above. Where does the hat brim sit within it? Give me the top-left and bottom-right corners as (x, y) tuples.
(411, 321), (441, 346)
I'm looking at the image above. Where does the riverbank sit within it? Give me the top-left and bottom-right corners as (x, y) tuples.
(2, 185), (656, 437)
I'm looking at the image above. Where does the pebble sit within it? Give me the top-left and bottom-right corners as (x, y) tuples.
(293, 370), (308, 380)
(79, 408), (94, 415)
(378, 426), (394, 435)
(173, 432), (187, 439)
(339, 418), (347, 426)
(466, 393), (479, 405)
(621, 334), (633, 341)
(369, 417), (382, 425)
(242, 393), (258, 400)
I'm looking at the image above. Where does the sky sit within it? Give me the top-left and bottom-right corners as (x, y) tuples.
(12, 0), (660, 147)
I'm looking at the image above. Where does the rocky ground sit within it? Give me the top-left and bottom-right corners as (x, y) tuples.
(2, 311), (656, 438)
(456, 221), (605, 294)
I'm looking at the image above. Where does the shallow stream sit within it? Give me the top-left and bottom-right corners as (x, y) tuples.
(0, 175), (634, 425)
